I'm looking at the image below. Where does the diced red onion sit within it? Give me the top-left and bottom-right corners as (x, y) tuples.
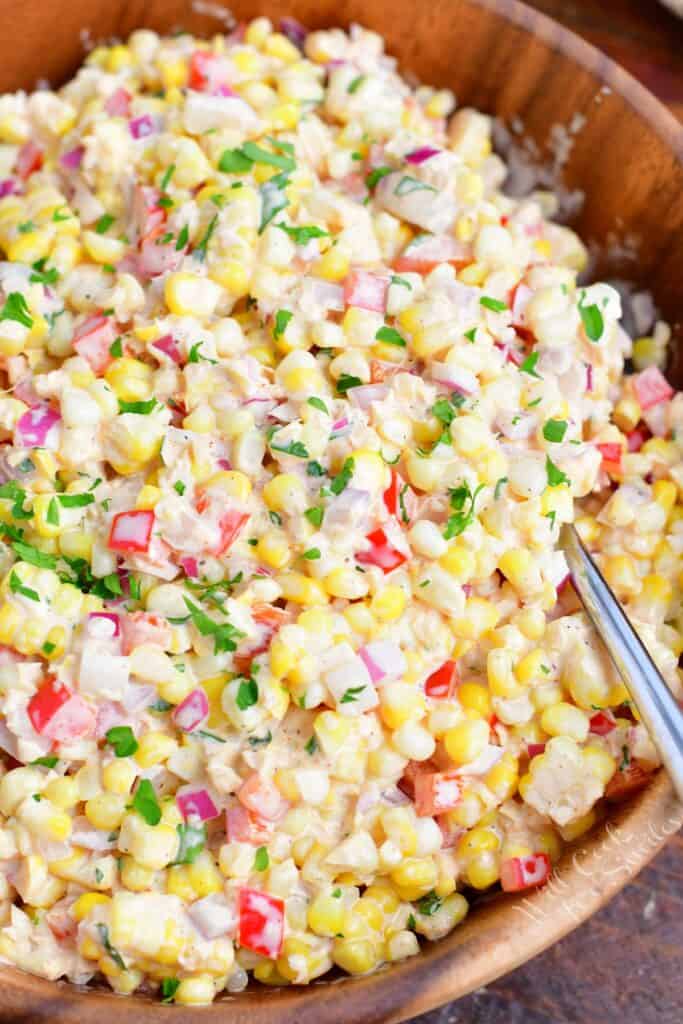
(431, 362), (478, 395)
(511, 283), (533, 326)
(152, 334), (182, 365)
(16, 404), (60, 447)
(138, 237), (184, 278)
(217, 458), (232, 470)
(105, 87), (132, 117)
(87, 611), (120, 639)
(214, 83), (237, 97)
(94, 701), (128, 740)
(119, 683), (156, 712)
(176, 785), (220, 822)
(180, 556), (199, 578)
(405, 146), (440, 165)
(462, 583), (472, 597)
(173, 688), (209, 733)
(586, 364), (593, 392)
(526, 742), (546, 759)
(129, 115), (156, 139)
(59, 146), (84, 170)
(71, 816), (118, 851)
(279, 16), (307, 48)
(348, 384), (389, 411)
(358, 640), (406, 683)
(0, 179), (16, 198)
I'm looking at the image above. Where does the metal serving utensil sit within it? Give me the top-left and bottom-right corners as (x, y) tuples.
(561, 522), (683, 802)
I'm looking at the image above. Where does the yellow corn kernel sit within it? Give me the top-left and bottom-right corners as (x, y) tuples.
(277, 571), (328, 606)
(102, 758), (137, 795)
(486, 752), (519, 800)
(43, 776), (79, 810)
(263, 472), (305, 512)
(439, 544), (476, 581)
(444, 718), (489, 765)
(601, 554), (641, 599)
(314, 710), (352, 757)
(640, 573), (673, 606)
(370, 585), (406, 622)
(173, 975), (215, 1007)
(451, 596), (501, 641)
(256, 532), (291, 570)
(574, 515), (600, 546)
(82, 230), (126, 265)
(316, 246), (350, 282)
(7, 228), (53, 265)
(164, 272), (219, 318)
(159, 58), (188, 90)
(458, 681), (491, 718)
(135, 731), (178, 768)
(559, 809), (597, 842)
(72, 892), (111, 922)
(135, 485), (161, 510)
(120, 856), (155, 893)
(105, 357), (153, 403)
(515, 648), (550, 686)
(540, 702), (589, 742)
(582, 745), (616, 786)
(85, 792), (127, 830)
(209, 259), (250, 297)
(307, 891), (346, 937)
(498, 548), (533, 591)
(613, 396), (641, 433)
(390, 857), (438, 901)
(466, 852), (500, 889)
(652, 479), (677, 515)
(324, 567), (369, 600)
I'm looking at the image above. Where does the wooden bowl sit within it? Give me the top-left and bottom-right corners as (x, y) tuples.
(1, 1), (682, 1020)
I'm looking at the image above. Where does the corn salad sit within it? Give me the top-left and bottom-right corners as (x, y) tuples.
(0, 16), (677, 1004)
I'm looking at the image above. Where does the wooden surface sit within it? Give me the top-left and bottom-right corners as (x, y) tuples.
(0, 1), (681, 1022)
(414, 11), (683, 1024)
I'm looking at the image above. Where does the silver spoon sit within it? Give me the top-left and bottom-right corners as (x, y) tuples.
(561, 522), (683, 802)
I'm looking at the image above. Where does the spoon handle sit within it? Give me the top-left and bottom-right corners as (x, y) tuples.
(561, 523), (683, 803)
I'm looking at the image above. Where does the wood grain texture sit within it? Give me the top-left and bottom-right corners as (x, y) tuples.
(416, 5), (683, 1023)
(0, 2), (680, 1022)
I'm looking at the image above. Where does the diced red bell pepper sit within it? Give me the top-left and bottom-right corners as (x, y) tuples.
(589, 710), (616, 736)
(15, 141), (44, 180)
(188, 51), (232, 92)
(413, 768), (462, 816)
(343, 270), (389, 313)
(104, 87), (132, 117)
(500, 852), (551, 892)
(214, 509), (250, 557)
(108, 510), (155, 554)
(356, 527), (407, 573)
(28, 677), (94, 743)
(627, 427), (649, 452)
(605, 760), (654, 801)
(120, 611), (171, 655)
(525, 741), (546, 759)
(632, 366), (674, 411)
(28, 677), (71, 734)
(238, 887), (284, 959)
(226, 805), (274, 846)
(237, 772), (288, 822)
(596, 442), (622, 472)
(424, 660), (459, 700)
(393, 235), (471, 275)
(233, 604), (289, 674)
(398, 758), (439, 799)
(133, 185), (165, 241)
(72, 314), (118, 374)
(370, 359), (397, 384)
(383, 469), (401, 517)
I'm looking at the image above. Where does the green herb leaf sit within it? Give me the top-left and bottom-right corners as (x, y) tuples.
(274, 309), (293, 338)
(193, 214), (218, 261)
(253, 846), (269, 871)
(174, 822), (207, 864)
(30, 755), (58, 768)
(161, 978), (180, 1003)
(304, 735), (318, 755)
(236, 676), (259, 710)
(18, 220), (35, 234)
(248, 730), (272, 748)
(58, 492), (95, 508)
(304, 506), (323, 527)
(109, 337), (123, 358)
(480, 296), (507, 313)
(95, 213), (115, 234)
(394, 176), (438, 197)
(276, 222), (329, 245)
(347, 74), (365, 94)
(303, 547), (321, 560)
(218, 148), (254, 174)
(543, 419), (568, 443)
(390, 274), (412, 290)
(9, 570), (39, 602)
(106, 725), (139, 758)
(307, 396), (329, 415)
(336, 373), (362, 394)
(187, 341), (217, 364)
(416, 891), (443, 916)
(519, 351), (542, 379)
(271, 439), (309, 458)
(10, 540), (56, 569)
(307, 460), (324, 477)
(0, 292), (33, 329)
(47, 497), (60, 526)
(29, 260), (59, 285)
(464, 327), (477, 343)
(118, 398), (158, 415)
(160, 164), (176, 191)
(494, 476), (508, 500)
(365, 166), (393, 191)
(132, 779), (161, 826)
(176, 224), (189, 251)
(375, 325), (406, 347)
(174, 481), (186, 496)
(340, 685), (365, 704)
(242, 140), (296, 173)
(259, 172), (290, 233)
(578, 291), (604, 342)
(545, 456), (570, 488)
(330, 457), (354, 496)
(183, 597), (245, 655)
(96, 924), (126, 970)
(443, 482), (484, 540)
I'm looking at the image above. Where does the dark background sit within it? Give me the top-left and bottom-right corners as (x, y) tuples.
(413, 2), (683, 1022)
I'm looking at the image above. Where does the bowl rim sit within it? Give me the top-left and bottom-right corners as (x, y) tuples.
(0, 1), (681, 1020)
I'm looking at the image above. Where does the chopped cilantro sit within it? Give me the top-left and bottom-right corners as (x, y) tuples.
(545, 456), (570, 488)
(0, 292), (32, 329)
(519, 351), (542, 379)
(543, 419), (568, 443)
(480, 296), (507, 313)
(443, 482), (484, 540)
(375, 325), (406, 347)
(236, 676), (259, 710)
(95, 213), (114, 234)
(106, 725), (138, 758)
(274, 309), (293, 338)
(330, 457), (354, 495)
(253, 846), (269, 871)
(340, 685), (366, 704)
(131, 779), (161, 826)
